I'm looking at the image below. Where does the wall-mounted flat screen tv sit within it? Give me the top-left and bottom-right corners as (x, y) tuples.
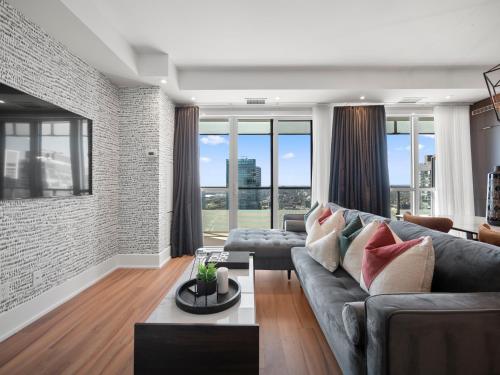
(0, 83), (92, 200)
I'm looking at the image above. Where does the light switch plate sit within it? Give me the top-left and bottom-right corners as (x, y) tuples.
(33, 270), (43, 287)
(0, 284), (10, 301)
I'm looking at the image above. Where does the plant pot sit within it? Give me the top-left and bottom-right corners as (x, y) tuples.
(196, 277), (217, 296)
(486, 166), (500, 226)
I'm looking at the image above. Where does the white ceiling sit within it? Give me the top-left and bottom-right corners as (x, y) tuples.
(94, 0), (500, 67)
(8, 0), (499, 106)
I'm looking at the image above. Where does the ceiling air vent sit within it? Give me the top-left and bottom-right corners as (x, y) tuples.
(245, 98), (267, 105)
(397, 97), (426, 104)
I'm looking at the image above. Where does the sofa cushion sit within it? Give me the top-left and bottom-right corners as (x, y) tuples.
(304, 201), (319, 222)
(225, 229), (306, 256)
(306, 209), (345, 246)
(339, 214), (363, 260)
(318, 207), (333, 224)
(341, 220), (383, 283)
(284, 219), (306, 233)
(389, 220), (500, 292)
(359, 223), (435, 295)
(292, 247), (368, 375)
(307, 227), (341, 272)
(342, 301), (366, 346)
(305, 203), (323, 233)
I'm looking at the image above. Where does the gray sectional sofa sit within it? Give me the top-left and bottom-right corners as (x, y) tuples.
(291, 204), (500, 375)
(224, 203), (500, 374)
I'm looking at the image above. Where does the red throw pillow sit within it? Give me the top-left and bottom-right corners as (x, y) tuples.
(318, 208), (332, 225)
(361, 222), (423, 289)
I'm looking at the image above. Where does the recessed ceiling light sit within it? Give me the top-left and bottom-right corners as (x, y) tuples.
(275, 96), (280, 100)
(360, 96), (365, 100)
(160, 79), (167, 84)
(191, 97), (196, 101)
(445, 95), (452, 99)
(0, 100), (4, 104)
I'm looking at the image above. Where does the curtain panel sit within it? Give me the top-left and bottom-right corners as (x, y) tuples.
(312, 104), (334, 204)
(328, 105), (390, 217)
(434, 106), (475, 216)
(171, 106), (203, 257)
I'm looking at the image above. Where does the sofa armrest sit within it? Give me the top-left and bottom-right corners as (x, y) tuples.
(365, 293), (500, 375)
(282, 214), (305, 232)
(283, 213), (305, 222)
(342, 301), (366, 346)
(284, 220), (306, 233)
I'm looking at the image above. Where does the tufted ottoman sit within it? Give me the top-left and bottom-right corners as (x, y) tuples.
(224, 228), (307, 278)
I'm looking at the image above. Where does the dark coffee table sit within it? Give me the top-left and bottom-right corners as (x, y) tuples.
(134, 253), (258, 375)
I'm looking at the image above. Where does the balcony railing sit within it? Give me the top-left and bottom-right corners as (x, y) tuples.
(201, 186), (311, 233)
(390, 186), (434, 218)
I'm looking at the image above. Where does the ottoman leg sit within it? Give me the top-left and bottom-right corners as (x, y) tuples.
(287, 270), (291, 280)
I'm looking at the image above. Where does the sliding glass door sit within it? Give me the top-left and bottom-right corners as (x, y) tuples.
(199, 118), (312, 242)
(386, 115), (435, 218)
(237, 120), (272, 229)
(199, 120), (230, 236)
(277, 121), (312, 228)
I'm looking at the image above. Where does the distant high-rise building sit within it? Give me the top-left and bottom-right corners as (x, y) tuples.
(226, 158), (263, 209)
(418, 155), (435, 189)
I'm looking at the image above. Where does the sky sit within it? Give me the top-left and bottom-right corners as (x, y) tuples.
(200, 133), (434, 188)
(387, 134), (435, 186)
(199, 134), (311, 187)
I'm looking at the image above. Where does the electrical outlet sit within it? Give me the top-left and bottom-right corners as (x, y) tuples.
(0, 284), (10, 301)
(32, 270), (43, 288)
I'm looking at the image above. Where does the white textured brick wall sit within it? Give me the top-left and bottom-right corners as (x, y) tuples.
(117, 88), (175, 255)
(0, 0), (119, 313)
(118, 87), (176, 255)
(0, 0), (175, 314)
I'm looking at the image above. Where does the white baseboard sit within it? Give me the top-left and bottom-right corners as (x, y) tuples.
(117, 247), (170, 268)
(0, 248), (171, 342)
(159, 247), (171, 268)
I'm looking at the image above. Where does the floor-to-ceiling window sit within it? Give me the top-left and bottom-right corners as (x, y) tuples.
(199, 118), (312, 244)
(199, 120), (230, 244)
(386, 115), (435, 218)
(277, 120), (312, 228)
(237, 120), (272, 229)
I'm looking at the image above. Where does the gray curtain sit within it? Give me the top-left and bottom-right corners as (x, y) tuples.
(171, 106), (203, 257)
(328, 105), (391, 217)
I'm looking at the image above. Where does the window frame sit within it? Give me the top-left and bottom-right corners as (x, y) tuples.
(386, 114), (435, 217)
(199, 117), (312, 231)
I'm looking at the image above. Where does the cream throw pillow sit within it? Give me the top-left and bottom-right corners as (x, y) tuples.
(307, 229), (341, 272)
(306, 209), (345, 246)
(341, 220), (383, 282)
(305, 203), (323, 234)
(360, 235), (435, 295)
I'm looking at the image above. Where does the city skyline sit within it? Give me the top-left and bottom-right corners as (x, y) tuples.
(200, 133), (435, 188)
(199, 134), (311, 187)
(387, 133), (435, 186)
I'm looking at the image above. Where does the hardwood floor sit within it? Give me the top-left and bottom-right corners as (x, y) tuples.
(0, 258), (341, 375)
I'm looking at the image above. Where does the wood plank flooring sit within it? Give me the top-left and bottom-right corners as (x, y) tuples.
(0, 257), (341, 375)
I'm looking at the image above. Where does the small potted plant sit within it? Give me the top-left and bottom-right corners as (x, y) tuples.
(196, 262), (217, 295)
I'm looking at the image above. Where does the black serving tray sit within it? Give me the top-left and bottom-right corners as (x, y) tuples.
(175, 278), (241, 314)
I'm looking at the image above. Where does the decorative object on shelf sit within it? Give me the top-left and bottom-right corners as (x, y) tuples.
(196, 263), (217, 296)
(175, 278), (241, 314)
(483, 64), (500, 124)
(206, 251), (251, 269)
(486, 166), (500, 226)
(217, 267), (229, 294)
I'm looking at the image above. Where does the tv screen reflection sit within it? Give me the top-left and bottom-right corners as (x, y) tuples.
(0, 83), (92, 200)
